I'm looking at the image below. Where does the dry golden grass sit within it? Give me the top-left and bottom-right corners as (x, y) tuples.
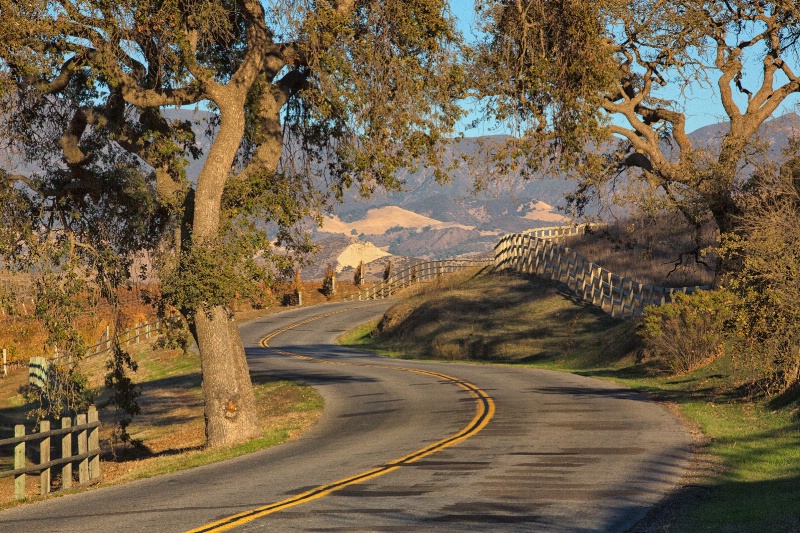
(565, 214), (717, 287)
(367, 270), (636, 367)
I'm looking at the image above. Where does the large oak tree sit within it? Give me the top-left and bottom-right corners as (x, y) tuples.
(471, 0), (800, 239)
(0, 0), (463, 447)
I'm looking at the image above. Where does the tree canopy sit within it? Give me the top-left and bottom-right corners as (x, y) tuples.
(0, 0), (464, 446)
(6, 0), (800, 443)
(471, 0), (800, 237)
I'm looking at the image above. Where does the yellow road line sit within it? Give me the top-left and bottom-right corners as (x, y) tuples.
(186, 305), (495, 533)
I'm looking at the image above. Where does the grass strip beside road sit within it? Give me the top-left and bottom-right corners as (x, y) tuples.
(340, 271), (800, 532)
(0, 339), (322, 508)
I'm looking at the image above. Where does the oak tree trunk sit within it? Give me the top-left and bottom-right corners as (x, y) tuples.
(190, 91), (261, 448)
(194, 305), (260, 447)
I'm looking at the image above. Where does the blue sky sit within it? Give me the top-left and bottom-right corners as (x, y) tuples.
(449, 2), (800, 137)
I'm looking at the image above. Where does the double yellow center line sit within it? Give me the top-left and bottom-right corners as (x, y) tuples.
(187, 305), (495, 532)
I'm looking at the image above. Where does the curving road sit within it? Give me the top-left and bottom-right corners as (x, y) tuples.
(0, 301), (691, 532)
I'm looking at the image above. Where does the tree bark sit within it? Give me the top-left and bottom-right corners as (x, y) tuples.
(190, 88), (261, 448)
(194, 305), (260, 447)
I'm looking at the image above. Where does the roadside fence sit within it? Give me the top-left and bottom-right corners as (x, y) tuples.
(23, 316), (167, 387)
(495, 230), (711, 319)
(350, 258), (494, 301)
(0, 405), (101, 500)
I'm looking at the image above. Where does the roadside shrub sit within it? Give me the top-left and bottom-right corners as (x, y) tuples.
(27, 361), (95, 421)
(719, 150), (800, 395)
(383, 260), (392, 282)
(354, 261), (365, 287)
(105, 343), (142, 448)
(639, 290), (735, 373)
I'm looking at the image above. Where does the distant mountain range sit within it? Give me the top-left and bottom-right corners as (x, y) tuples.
(6, 109), (799, 280)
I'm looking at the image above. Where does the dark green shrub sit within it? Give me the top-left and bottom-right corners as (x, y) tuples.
(639, 290), (735, 373)
(719, 152), (800, 394)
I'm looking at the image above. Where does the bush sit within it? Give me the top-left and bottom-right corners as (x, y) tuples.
(719, 151), (800, 394)
(639, 290), (735, 373)
(383, 260), (392, 282)
(354, 261), (365, 287)
(320, 265), (336, 297)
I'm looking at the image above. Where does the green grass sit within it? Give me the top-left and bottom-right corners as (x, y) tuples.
(0, 342), (323, 508)
(124, 427), (293, 480)
(341, 270), (800, 532)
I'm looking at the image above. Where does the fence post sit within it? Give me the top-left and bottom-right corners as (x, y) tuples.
(61, 417), (72, 490)
(105, 325), (111, 351)
(40, 420), (51, 495)
(2, 348), (6, 378)
(77, 413), (88, 484)
(15, 424), (25, 500)
(88, 405), (100, 481)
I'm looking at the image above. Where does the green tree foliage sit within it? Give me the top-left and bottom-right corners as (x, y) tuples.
(471, 1), (800, 240)
(720, 149), (800, 395)
(0, 0), (464, 447)
(640, 290), (735, 373)
(104, 344), (142, 447)
(25, 273), (96, 422)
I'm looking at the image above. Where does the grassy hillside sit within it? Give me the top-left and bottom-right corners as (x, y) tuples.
(342, 271), (800, 532)
(371, 272), (637, 366)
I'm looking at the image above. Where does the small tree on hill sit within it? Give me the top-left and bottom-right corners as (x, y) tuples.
(383, 260), (392, 282)
(321, 264), (336, 297)
(354, 261), (365, 287)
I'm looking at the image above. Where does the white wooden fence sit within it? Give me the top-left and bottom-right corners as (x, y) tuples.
(350, 258), (495, 301)
(494, 231), (711, 319)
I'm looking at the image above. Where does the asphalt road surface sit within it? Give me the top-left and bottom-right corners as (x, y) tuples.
(0, 300), (692, 532)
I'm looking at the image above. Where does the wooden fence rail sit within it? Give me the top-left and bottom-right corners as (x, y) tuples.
(22, 317), (165, 387)
(522, 224), (593, 240)
(82, 317), (164, 360)
(494, 231), (711, 319)
(1, 311), (167, 380)
(350, 258), (495, 302)
(0, 405), (101, 500)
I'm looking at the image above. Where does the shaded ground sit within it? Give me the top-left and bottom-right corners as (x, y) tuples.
(374, 271), (637, 368)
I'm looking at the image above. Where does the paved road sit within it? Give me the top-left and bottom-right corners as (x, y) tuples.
(0, 301), (691, 532)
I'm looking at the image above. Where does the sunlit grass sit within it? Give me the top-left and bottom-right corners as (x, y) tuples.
(0, 341), (323, 508)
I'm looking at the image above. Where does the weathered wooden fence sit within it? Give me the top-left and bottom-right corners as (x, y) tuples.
(522, 224), (593, 241)
(495, 231), (712, 319)
(351, 258), (495, 301)
(20, 317), (166, 386)
(0, 405), (101, 500)
(84, 317), (165, 359)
